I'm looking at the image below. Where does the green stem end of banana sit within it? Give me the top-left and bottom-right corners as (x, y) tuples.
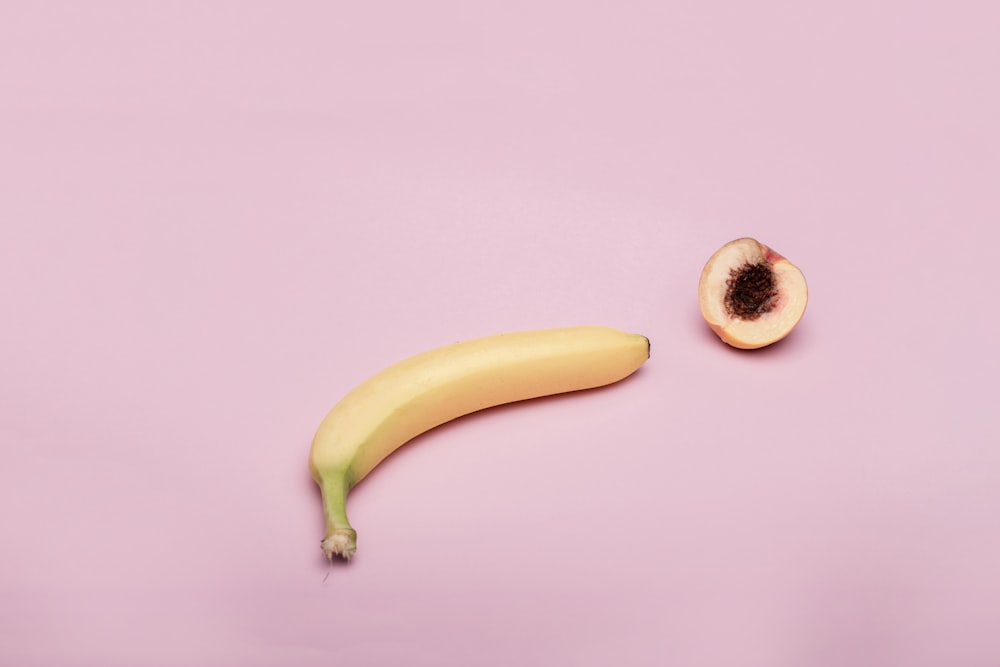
(318, 473), (358, 560)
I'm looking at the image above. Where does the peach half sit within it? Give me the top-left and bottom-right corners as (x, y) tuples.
(698, 238), (808, 349)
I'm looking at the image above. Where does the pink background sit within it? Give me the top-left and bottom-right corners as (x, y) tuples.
(2, 2), (999, 665)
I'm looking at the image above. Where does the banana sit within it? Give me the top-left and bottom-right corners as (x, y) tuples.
(308, 325), (651, 561)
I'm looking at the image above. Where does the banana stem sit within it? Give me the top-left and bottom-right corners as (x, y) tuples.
(318, 471), (358, 561)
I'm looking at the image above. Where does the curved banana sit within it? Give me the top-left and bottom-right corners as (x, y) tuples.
(308, 325), (650, 561)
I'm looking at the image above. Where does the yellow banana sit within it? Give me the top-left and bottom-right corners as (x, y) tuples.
(308, 325), (650, 561)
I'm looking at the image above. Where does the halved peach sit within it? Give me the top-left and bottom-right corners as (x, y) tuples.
(698, 238), (808, 349)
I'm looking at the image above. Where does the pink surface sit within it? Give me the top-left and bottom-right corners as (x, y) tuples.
(2, 2), (999, 665)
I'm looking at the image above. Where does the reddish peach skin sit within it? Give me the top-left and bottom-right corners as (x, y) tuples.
(763, 246), (785, 264)
(698, 238), (808, 350)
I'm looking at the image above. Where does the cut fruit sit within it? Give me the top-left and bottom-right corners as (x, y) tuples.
(698, 238), (808, 350)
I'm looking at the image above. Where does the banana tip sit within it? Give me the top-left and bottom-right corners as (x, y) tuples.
(321, 529), (358, 561)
